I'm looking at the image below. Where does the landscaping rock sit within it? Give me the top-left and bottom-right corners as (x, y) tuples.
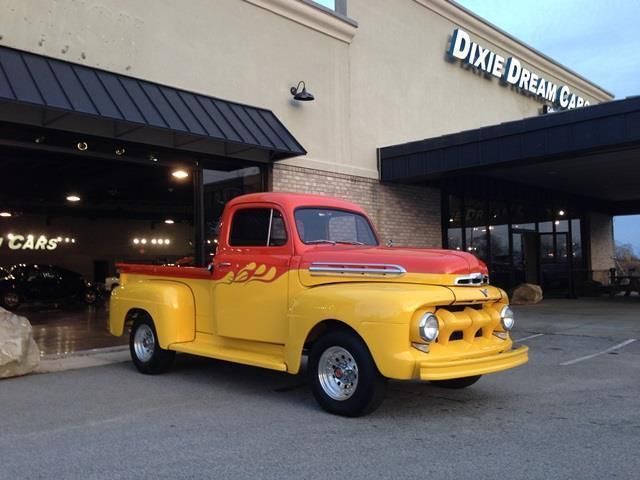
(0, 307), (40, 378)
(511, 283), (544, 305)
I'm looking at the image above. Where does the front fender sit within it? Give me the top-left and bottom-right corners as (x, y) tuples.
(285, 283), (455, 378)
(109, 279), (196, 347)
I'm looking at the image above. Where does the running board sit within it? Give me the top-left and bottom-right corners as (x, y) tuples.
(171, 341), (287, 372)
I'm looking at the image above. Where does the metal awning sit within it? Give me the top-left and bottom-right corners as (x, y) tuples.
(379, 96), (640, 215)
(0, 46), (306, 162)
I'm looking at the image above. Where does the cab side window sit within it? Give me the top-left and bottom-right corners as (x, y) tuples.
(229, 208), (287, 247)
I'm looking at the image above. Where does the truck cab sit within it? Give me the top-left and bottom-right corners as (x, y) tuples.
(110, 193), (528, 416)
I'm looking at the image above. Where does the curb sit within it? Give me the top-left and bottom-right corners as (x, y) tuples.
(36, 345), (130, 374)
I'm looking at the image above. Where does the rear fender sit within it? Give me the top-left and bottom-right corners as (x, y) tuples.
(109, 280), (196, 348)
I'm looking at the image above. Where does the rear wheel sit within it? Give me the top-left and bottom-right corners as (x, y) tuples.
(129, 316), (175, 374)
(430, 375), (481, 389)
(1, 291), (20, 310)
(308, 330), (385, 417)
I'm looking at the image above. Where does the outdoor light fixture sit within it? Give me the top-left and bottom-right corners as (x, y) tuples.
(66, 194), (81, 202)
(76, 141), (88, 151)
(172, 169), (189, 179)
(558, 210), (566, 216)
(164, 219), (175, 224)
(0, 211), (12, 218)
(290, 81), (314, 101)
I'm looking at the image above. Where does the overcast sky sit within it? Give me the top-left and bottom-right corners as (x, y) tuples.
(456, 0), (640, 254)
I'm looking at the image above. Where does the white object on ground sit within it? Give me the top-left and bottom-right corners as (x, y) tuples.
(0, 307), (41, 378)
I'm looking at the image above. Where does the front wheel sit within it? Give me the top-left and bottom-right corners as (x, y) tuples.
(129, 316), (175, 374)
(430, 375), (482, 389)
(308, 330), (385, 417)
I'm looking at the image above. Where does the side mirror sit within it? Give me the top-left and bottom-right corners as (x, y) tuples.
(207, 263), (214, 274)
(386, 239), (394, 247)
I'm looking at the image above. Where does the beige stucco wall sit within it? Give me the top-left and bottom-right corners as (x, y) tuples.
(588, 212), (615, 283)
(0, 0), (612, 179)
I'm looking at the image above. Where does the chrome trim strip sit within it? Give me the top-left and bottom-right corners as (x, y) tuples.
(309, 262), (407, 277)
(454, 272), (490, 286)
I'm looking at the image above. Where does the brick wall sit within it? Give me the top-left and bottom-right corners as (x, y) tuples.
(272, 164), (441, 247)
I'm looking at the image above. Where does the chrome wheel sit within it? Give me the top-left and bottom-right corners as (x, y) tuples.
(318, 346), (359, 401)
(133, 323), (155, 363)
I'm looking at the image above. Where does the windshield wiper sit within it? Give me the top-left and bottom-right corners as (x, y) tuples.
(336, 241), (365, 245)
(306, 239), (337, 245)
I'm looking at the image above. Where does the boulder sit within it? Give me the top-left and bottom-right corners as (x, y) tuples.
(0, 307), (40, 379)
(510, 283), (543, 305)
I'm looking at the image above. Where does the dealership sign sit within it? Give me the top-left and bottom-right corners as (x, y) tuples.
(447, 28), (589, 110)
(0, 234), (63, 251)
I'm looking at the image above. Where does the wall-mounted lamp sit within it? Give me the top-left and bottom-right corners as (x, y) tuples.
(290, 81), (314, 102)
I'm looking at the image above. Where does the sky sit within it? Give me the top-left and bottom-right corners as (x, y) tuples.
(316, 0), (640, 254)
(455, 0), (640, 254)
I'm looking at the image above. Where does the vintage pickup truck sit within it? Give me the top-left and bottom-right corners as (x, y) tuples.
(110, 193), (528, 416)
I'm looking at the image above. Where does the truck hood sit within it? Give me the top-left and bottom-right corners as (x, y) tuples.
(298, 246), (489, 287)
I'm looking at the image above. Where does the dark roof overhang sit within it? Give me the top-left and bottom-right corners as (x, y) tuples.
(0, 46), (306, 164)
(379, 96), (640, 215)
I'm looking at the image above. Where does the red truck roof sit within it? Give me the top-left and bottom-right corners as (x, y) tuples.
(226, 192), (369, 215)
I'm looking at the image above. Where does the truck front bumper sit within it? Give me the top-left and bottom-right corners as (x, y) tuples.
(419, 345), (529, 381)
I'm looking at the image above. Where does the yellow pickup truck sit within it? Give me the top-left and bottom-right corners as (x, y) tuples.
(110, 192), (528, 416)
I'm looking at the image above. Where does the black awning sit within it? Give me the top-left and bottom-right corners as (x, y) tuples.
(379, 96), (640, 214)
(0, 46), (306, 162)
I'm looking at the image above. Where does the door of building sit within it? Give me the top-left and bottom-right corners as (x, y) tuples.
(539, 232), (574, 297)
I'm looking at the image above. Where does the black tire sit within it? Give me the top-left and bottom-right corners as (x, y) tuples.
(129, 315), (175, 374)
(1, 291), (20, 310)
(308, 329), (385, 417)
(430, 375), (482, 389)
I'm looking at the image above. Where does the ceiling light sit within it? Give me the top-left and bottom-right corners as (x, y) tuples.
(151, 239), (157, 245)
(66, 194), (81, 202)
(141, 239), (147, 244)
(172, 169), (189, 179)
(133, 238), (140, 245)
(76, 141), (88, 151)
(164, 219), (175, 224)
(164, 239), (170, 245)
(558, 210), (566, 216)
(149, 154), (159, 162)
(0, 211), (11, 218)
(35, 136), (45, 144)
(115, 147), (126, 156)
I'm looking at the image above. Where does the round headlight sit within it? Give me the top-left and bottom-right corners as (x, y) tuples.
(500, 306), (515, 331)
(419, 313), (439, 342)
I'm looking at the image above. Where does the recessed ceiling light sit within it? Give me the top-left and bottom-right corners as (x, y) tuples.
(76, 141), (88, 151)
(149, 154), (159, 162)
(133, 238), (140, 245)
(66, 194), (81, 202)
(115, 147), (126, 156)
(172, 169), (189, 179)
(164, 219), (175, 224)
(0, 211), (11, 218)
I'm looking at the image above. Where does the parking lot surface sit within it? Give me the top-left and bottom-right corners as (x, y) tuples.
(1, 298), (638, 479)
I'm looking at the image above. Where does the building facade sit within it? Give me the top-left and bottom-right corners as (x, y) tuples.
(0, 0), (623, 305)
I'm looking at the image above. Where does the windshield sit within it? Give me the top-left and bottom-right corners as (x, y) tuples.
(294, 208), (378, 246)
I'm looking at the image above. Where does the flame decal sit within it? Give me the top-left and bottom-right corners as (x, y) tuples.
(221, 262), (279, 285)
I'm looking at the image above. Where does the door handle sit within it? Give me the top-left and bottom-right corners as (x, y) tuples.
(217, 262), (232, 268)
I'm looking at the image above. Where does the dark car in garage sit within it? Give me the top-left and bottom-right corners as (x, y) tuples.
(0, 264), (98, 310)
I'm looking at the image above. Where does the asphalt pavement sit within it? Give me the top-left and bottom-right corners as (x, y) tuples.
(1, 297), (639, 479)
